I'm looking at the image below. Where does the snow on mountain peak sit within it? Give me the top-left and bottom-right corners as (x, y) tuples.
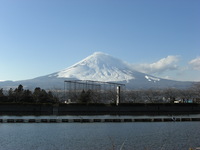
(56, 52), (135, 82)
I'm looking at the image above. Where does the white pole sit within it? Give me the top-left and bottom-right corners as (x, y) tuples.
(116, 86), (120, 106)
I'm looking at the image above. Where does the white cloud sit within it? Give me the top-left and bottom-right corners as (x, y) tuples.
(189, 57), (200, 70)
(161, 76), (172, 80)
(132, 55), (179, 74)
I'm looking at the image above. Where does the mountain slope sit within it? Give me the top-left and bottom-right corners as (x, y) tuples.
(0, 52), (195, 90)
(49, 52), (140, 82)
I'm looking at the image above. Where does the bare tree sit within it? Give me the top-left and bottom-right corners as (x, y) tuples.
(163, 88), (178, 103)
(143, 89), (161, 103)
(126, 90), (142, 103)
(191, 83), (200, 103)
(179, 89), (194, 103)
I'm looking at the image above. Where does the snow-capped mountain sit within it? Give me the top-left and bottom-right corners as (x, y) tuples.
(0, 52), (195, 90)
(50, 52), (138, 82)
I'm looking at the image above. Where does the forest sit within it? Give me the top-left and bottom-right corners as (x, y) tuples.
(0, 85), (58, 104)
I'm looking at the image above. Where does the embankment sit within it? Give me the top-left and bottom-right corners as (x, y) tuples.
(0, 103), (200, 115)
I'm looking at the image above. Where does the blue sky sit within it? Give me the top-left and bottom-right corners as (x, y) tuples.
(0, 0), (200, 81)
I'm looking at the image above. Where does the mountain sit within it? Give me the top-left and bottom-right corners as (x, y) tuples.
(50, 52), (138, 82)
(0, 52), (195, 90)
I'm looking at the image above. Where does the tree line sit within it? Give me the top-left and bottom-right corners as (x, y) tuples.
(1, 83), (200, 104)
(69, 83), (200, 104)
(125, 83), (200, 103)
(0, 85), (58, 104)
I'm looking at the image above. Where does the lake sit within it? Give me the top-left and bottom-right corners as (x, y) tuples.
(0, 117), (200, 150)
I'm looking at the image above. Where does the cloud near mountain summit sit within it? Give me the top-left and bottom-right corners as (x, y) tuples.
(189, 57), (200, 70)
(132, 55), (179, 74)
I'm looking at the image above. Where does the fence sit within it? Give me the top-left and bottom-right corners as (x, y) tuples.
(64, 80), (125, 104)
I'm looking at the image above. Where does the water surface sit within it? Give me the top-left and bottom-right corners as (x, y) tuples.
(0, 122), (200, 150)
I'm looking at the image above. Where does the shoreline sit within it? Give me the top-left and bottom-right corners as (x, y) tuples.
(1, 117), (200, 123)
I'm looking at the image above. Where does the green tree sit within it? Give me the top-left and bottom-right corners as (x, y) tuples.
(0, 88), (7, 102)
(7, 88), (15, 102)
(13, 85), (24, 103)
(33, 87), (55, 103)
(47, 91), (59, 103)
(21, 89), (34, 103)
(79, 90), (92, 103)
(0, 88), (4, 97)
(16, 84), (23, 93)
(33, 87), (41, 103)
